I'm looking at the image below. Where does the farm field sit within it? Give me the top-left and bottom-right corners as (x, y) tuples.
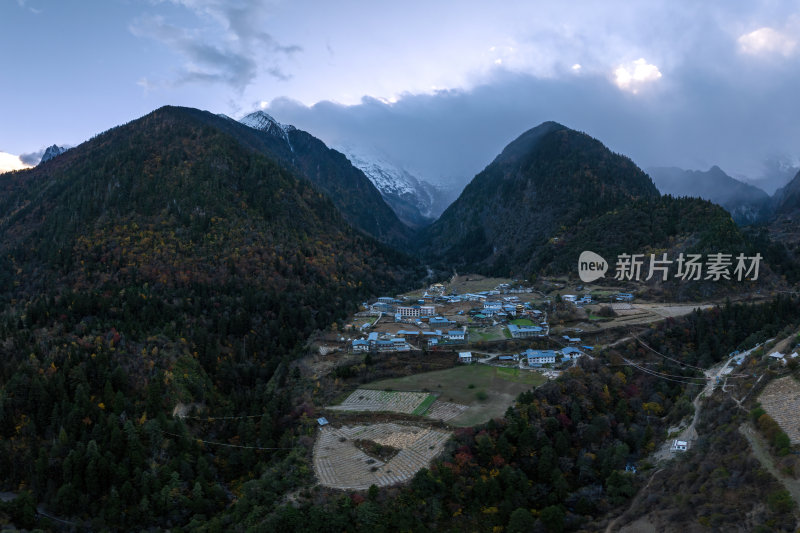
(364, 365), (546, 426)
(328, 388), (468, 421)
(313, 423), (451, 490)
(758, 376), (800, 444)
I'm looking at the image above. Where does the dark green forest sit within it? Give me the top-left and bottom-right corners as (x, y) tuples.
(1, 107), (799, 531)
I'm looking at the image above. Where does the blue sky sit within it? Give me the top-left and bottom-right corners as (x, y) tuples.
(2, 0), (799, 192)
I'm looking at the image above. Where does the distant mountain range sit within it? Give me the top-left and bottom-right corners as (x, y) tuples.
(416, 121), (793, 289)
(648, 165), (772, 225)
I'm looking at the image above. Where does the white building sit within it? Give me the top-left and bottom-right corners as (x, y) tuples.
(458, 352), (473, 363)
(396, 305), (436, 318)
(671, 439), (688, 452)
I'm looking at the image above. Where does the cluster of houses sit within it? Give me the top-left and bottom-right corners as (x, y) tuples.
(351, 327), (469, 353)
(352, 332), (412, 353)
(520, 346), (587, 367)
(456, 346), (590, 368)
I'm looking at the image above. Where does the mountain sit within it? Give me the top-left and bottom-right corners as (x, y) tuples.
(768, 169), (800, 245)
(238, 111), (411, 246)
(0, 105), (423, 528)
(333, 146), (456, 228)
(648, 165), (771, 225)
(39, 144), (68, 164)
(0, 105), (422, 319)
(418, 122), (775, 285)
(420, 121), (659, 274)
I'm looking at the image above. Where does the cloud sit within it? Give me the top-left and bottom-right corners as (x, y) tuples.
(19, 149), (45, 166)
(0, 152), (32, 173)
(261, 61), (800, 193)
(738, 27), (797, 57)
(613, 58), (662, 93)
(130, 0), (301, 91)
(15, 0), (42, 14)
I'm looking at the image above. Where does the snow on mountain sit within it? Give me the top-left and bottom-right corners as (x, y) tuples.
(39, 144), (68, 164)
(238, 109), (451, 227)
(239, 111), (295, 151)
(334, 145), (450, 226)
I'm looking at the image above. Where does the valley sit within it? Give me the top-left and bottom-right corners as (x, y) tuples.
(1, 106), (799, 532)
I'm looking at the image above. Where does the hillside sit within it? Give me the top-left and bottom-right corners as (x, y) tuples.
(769, 170), (800, 246)
(238, 111), (412, 246)
(648, 165), (772, 225)
(419, 122), (762, 280)
(0, 106), (423, 529)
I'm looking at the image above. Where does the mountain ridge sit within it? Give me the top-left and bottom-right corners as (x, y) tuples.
(648, 165), (771, 225)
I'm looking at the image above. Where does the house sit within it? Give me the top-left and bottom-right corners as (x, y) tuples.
(458, 351), (474, 363)
(317, 417), (329, 427)
(352, 339), (369, 352)
(498, 354), (519, 362)
(367, 332), (378, 349)
(523, 349), (557, 366)
(446, 329), (467, 342)
(671, 439), (688, 452)
(615, 292), (635, 302)
(392, 338), (411, 352)
(508, 324), (545, 338)
(376, 339), (395, 351)
(561, 347), (584, 362)
(396, 305), (436, 318)
(429, 316), (452, 326)
(370, 302), (394, 314)
(563, 294), (578, 303)
(562, 335), (581, 344)
(428, 338), (439, 348)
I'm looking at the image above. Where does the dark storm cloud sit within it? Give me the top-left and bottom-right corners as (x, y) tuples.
(265, 59), (800, 194)
(19, 149), (45, 166)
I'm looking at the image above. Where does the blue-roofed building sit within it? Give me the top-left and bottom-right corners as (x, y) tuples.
(429, 316), (452, 326)
(352, 339), (369, 352)
(522, 349), (557, 366)
(508, 324), (545, 338)
(445, 329), (467, 342)
(561, 347), (584, 361)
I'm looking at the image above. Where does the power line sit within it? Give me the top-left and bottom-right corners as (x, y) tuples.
(178, 414), (265, 421)
(619, 355), (705, 386)
(158, 430), (293, 451)
(628, 329), (707, 372)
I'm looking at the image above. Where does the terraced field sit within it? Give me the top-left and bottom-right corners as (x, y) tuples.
(328, 388), (468, 421)
(313, 423), (451, 490)
(758, 376), (800, 444)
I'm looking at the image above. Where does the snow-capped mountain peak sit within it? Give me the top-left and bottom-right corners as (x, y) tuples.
(240, 111), (296, 149)
(39, 144), (68, 164)
(334, 145), (455, 227)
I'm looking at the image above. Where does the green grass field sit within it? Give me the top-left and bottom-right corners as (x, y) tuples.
(411, 394), (437, 416)
(468, 327), (505, 342)
(365, 365), (546, 426)
(510, 318), (535, 326)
